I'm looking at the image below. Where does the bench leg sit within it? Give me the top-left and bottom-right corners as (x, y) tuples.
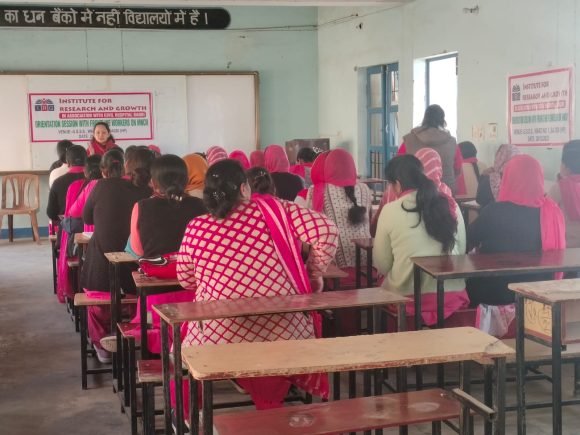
(493, 358), (507, 435)
(484, 365), (493, 435)
(333, 372), (341, 401)
(8, 214), (13, 242)
(202, 381), (213, 435)
(129, 338), (138, 435)
(143, 382), (155, 435)
(51, 240), (58, 294)
(189, 374), (199, 435)
(123, 337), (131, 408)
(80, 306), (88, 390)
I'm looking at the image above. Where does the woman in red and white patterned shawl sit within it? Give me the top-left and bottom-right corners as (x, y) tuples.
(176, 159), (338, 411)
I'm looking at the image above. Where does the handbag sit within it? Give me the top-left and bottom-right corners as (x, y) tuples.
(138, 252), (178, 279)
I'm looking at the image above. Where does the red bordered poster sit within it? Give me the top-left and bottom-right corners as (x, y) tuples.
(28, 92), (154, 143)
(508, 67), (573, 146)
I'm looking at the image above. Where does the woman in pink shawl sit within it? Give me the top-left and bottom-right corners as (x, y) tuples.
(56, 155), (102, 303)
(548, 140), (580, 248)
(175, 159), (338, 414)
(264, 145), (304, 201)
(206, 146), (228, 166)
(229, 150), (251, 170)
(467, 154), (565, 306)
(371, 148), (452, 235)
(250, 150), (265, 167)
(476, 144), (520, 207)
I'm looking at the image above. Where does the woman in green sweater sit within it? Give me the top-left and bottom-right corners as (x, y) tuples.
(373, 154), (468, 326)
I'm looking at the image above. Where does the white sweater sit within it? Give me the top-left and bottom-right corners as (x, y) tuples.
(373, 191), (466, 296)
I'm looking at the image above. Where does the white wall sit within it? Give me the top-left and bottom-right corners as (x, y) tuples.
(318, 0), (580, 178)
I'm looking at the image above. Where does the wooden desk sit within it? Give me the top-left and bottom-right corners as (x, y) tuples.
(454, 194), (476, 203)
(411, 249), (580, 389)
(182, 327), (513, 435)
(353, 237), (374, 288)
(509, 278), (580, 435)
(154, 288), (409, 435)
(317, 263), (348, 290)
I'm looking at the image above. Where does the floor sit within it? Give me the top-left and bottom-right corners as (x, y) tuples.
(2, 239), (580, 434)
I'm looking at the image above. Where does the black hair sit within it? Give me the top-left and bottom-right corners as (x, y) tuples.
(458, 141), (477, 159)
(385, 155), (457, 253)
(204, 159), (247, 219)
(246, 167), (275, 195)
(126, 147), (154, 187)
(195, 152), (207, 161)
(562, 140), (580, 174)
(84, 155), (102, 180)
(93, 121), (114, 142)
(56, 140), (74, 163)
(421, 104), (446, 129)
(344, 186), (366, 225)
(124, 145), (137, 162)
(458, 141), (480, 179)
(101, 148), (124, 178)
(297, 147), (317, 163)
(151, 154), (188, 202)
(66, 145), (87, 167)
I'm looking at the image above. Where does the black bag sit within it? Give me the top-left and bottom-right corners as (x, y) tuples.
(61, 216), (84, 257)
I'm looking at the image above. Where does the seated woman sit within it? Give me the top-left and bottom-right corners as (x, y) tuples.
(467, 154), (566, 306)
(290, 147), (318, 187)
(56, 154), (102, 304)
(305, 149), (372, 284)
(264, 145), (304, 201)
(182, 153), (208, 199)
(229, 150), (251, 170)
(124, 154), (207, 354)
(206, 146), (228, 166)
(373, 155), (469, 326)
(476, 144), (520, 207)
(457, 141), (488, 197)
(177, 159), (338, 411)
(548, 140), (580, 248)
(371, 148), (452, 235)
(81, 148), (154, 363)
(250, 150), (265, 167)
(246, 166), (276, 195)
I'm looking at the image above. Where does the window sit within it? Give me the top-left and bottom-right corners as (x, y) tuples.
(426, 53), (458, 137)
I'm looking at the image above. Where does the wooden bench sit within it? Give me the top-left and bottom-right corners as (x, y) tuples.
(74, 293), (136, 390)
(182, 327), (513, 435)
(213, 388), (459, 435)
(138, 359), (163, 435)
(154, 287), (409, 435)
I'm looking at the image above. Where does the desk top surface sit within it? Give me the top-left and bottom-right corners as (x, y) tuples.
(182, 327), (513, 380)
(454, 195), (476, 203)
(104, 251), (137, 263)
(131, 271), (180, 288)
(154, 287), (409, 324)
(317, 263), (349, 279)
(509, 278), (580, 303)
(411, 249), (580, 279)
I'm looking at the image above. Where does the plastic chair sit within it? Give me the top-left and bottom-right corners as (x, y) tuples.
(0, 174), (40, 243)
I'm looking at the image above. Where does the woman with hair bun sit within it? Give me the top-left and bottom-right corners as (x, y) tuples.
(246, 166), (276, 195)
(175, 158), (338, 413)
(81, 147), (153, 363)
(373, 154), (468, 325)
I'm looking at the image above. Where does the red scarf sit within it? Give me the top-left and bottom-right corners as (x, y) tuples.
(229, 150), (251, 170)
(558, 174), (580, 221)
(498, 155), (565, 251)
(311, 149), (357, 212)
(264, 145), (290, 173)
(88, 138), (116, 156)
(250, 150), (265, 167)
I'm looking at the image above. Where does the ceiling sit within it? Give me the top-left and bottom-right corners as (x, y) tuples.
(0, 0), (411, 6)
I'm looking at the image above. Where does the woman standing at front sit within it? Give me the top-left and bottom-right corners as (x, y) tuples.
(177, 159), (338, 410)
(87, 122), (118, 156)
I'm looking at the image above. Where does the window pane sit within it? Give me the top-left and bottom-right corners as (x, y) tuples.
(369, 73), (382, 109)
(390, 70), (399, 106)
(428, 56), (457, 138)
(370, 113), (383, 146)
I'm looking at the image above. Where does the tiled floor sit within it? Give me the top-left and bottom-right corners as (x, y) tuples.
(2, 239), (580, 434)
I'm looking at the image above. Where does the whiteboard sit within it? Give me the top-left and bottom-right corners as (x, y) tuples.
(0, 73), (259, 170)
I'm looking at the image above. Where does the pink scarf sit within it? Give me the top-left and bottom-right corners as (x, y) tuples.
(415, 148), (453, 197)
(486, 144), (521, 200)
(264, 145), (290, 173)
(250, 150), (265, 168)
(206, 146), (228, 166)
(558, 174), (580, 221)
(498, 155), (566, 251)
(311, 149), (357, 213)
(229, 150), (251, 170)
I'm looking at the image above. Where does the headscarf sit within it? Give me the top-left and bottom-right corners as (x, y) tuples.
(485, 144), (521, 200)
(229, 150), (251, 170)
(264, 145), (290, 173)
(250, 150), (265, 168)
(311, 149), (357, 213)
(498, 155), (565, 251)
(415, 148), (453, 197)
(182, 153), (208, 192)
(558, 174), (580, 221)
(206, 146), (228, 166)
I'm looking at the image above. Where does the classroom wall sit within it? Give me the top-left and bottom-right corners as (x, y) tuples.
(0, 6), (318, 233)
(318, 0), (580, 178)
